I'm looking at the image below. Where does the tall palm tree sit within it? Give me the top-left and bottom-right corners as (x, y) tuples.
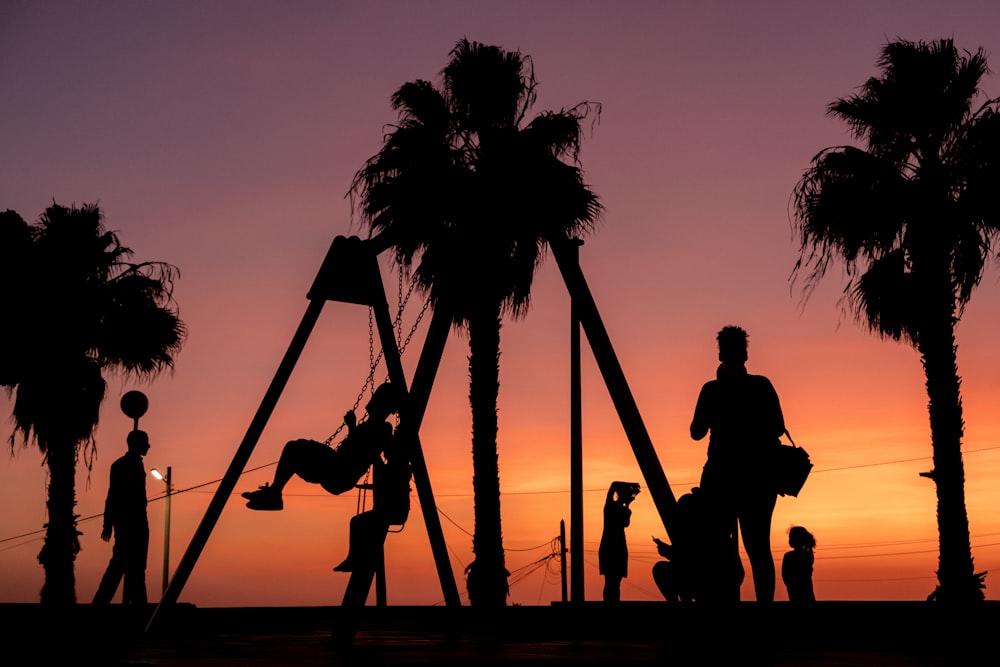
(351, 38), (603, 606)
(0, 203), (185, 604)
(792, 38), (1000, 602)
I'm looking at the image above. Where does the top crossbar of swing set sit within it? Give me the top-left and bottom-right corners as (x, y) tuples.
(147, 233), (677, 633)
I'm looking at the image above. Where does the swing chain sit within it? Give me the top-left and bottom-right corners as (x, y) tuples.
(322, 270), (424, 447)
(398, 263), (405, 348)
(399, 295), (431, 355)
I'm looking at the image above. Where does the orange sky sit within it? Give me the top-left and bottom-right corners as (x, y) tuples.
(3, 1), (1000, 606)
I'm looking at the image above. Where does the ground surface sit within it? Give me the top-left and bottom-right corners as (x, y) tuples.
(2, 601), (993, 666)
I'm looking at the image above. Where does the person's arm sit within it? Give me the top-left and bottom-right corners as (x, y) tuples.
(101, 463), (117, 541)
(763, 377), (785, 438)
(101, 497), (113, 541)
(690, 382), (712, 440)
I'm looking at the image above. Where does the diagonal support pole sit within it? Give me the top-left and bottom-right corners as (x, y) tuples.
(337, 304), (458, 643)
(551, 238), (677, 541)
(356, 292), (461, 607)
(148, 234), (460, 632)
(328, 236), (459, 609)
(147, 297), (327, 632)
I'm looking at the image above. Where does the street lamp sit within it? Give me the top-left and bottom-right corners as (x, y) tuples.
(120, 390), (148, 430)
(150, 466), (172, 597)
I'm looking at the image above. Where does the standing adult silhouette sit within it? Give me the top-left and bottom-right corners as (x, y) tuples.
(690, 326), (785, 602)
(93, 430), (151, 606)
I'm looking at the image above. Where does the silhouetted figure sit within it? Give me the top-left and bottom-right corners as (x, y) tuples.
(241, 382), (400, 511)
(93, 430), (151, 606)
(333, 430), (413, 573)
(599, 481), (640, 602)
(652, 487), (744, 603)
(782, 526), (816, 603)
(690, 326), (785, 602)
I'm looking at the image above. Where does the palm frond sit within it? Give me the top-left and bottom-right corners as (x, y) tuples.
(98, 270), (185, 375)
(444, 38), (534, 133)
(10, 356), (106, 458)
(792, 145), (909, 299)
(849, 249), (918, 342)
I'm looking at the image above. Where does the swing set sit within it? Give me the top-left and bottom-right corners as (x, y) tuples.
(146, 234), (679, 632)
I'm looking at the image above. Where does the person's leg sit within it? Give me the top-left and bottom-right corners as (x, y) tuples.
(698, 485), (741, 602)
(92, 543), (125, 604)
(603, 575), (622, 602)
(334, 511), (388, 572)
(243, 439), (336, 510)
(273, 439), (334, 491)
(121, 527), (149, 606)
(652, 561), (678, 602)
(738, 491), (777, 602)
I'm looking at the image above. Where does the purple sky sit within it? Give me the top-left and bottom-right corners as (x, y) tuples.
(2, 1), (1000, 606)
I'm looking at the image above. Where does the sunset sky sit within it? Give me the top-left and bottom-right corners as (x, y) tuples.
(3, 1), (1000, 607)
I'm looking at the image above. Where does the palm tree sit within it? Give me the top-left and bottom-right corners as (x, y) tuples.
(792, 38), (1000, 602)
(0, 203), (185, 604)
(351, 38), (603, 606)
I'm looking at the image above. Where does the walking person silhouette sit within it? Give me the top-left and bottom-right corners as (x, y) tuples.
(93, 430), (151, 606)
(690, 325), (786, 602)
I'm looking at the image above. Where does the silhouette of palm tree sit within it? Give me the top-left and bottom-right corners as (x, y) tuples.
(792, 38), (1000, 602)
(351, 38), (602, 606)
(0, 203), (185, 604)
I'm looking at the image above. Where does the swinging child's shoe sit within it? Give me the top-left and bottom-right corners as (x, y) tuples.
(242, 483), (283, 511)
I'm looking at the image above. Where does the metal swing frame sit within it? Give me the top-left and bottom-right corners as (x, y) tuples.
(147, 235), (461, 632)
(146, 234), (679, 632)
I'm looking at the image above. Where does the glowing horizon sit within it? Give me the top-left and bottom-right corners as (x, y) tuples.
(2, 1), (1000, 606)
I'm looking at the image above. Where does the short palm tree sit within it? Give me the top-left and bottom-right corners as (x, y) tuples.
(0, 203), (185, 604)
(351, 38), (603, 606)
(792, 38), (1000, 602)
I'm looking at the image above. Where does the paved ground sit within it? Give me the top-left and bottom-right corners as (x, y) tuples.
(3, 602), (995, 666)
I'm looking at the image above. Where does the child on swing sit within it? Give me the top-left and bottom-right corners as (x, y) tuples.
(241, 382), (401, 511)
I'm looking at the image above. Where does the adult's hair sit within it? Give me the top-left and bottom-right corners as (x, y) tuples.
(717, 325), (749, 363)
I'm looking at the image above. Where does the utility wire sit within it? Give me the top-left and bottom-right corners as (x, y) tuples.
(3, 445), (998, 556)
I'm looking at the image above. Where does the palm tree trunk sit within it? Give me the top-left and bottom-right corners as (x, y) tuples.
(468, 302), (507, 607)
(38, 441), (80, 604)
(918, 308), (983, 602)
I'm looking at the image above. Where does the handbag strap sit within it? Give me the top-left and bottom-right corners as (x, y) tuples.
(783, 428), (797, 447)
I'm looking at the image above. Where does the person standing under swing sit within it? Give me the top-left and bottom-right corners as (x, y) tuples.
(241, 382), (401, 511)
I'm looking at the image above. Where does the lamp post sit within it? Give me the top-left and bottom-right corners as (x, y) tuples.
(150, 466), (172, 597)
(120, 390), (148, 431)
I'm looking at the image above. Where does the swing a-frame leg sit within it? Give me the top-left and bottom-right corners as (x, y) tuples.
(146, 236), (459, 635)
(552, 238), (678, 545)
(338, 302), (456, 616)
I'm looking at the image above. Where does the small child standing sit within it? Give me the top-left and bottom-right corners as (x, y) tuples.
(599, 481), (640, 602)
(782, 526), (816, 602)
